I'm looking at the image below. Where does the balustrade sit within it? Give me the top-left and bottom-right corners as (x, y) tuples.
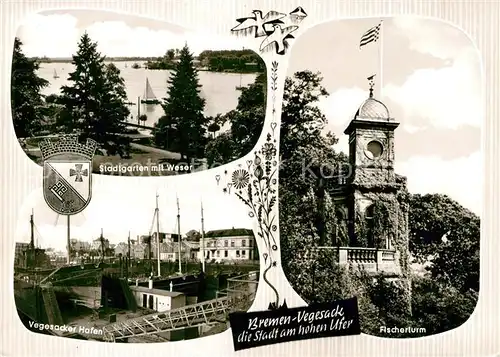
(315, 246), (399, 275)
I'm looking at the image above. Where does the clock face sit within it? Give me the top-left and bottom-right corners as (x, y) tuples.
(365, 140), (384, 160)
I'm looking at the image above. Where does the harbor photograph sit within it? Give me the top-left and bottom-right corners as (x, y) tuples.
(12, 10), (266, 176)
(272, 17), (478, 337)
(13, 180), (260, 343)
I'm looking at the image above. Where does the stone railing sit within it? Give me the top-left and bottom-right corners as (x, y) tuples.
(315, 246), (400, 275)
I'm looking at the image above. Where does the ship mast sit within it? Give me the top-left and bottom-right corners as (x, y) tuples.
(177, 196), (182, 274)
(127, 231), (131, 279)
(200, 201), (206, 273)
(100, 228), (105, 263)
(155, 193), (161, 277)
(67, 215), (71, 265)
(29, 209), (35, 268)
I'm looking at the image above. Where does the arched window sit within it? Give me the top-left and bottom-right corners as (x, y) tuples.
(335, 209), (347, 246)
(365, 204), (375, 248)
(386, 233), (393, 250)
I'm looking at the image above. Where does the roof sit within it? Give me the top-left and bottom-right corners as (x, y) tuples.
(204, 228), (254, 238)
(130, 285), (184, 297)
(354, 97), (391, 120)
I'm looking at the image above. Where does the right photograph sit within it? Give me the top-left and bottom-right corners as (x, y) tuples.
(280, 16), (481, 338)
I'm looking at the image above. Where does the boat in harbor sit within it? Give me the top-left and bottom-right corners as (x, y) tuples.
(53, 69), (59, 79)
(13, 198), (257, 342)
(141, 77), (160, 105)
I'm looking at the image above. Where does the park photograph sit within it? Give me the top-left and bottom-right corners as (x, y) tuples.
(11, 10), (266, 176)
(273, 17), (479, 338)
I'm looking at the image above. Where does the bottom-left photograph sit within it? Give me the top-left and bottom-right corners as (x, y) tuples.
(13, 183), (259, 343)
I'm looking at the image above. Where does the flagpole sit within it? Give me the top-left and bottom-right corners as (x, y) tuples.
(379, 20), (384, 98)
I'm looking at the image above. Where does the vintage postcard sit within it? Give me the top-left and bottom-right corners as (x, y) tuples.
(1, 1), (498, 357)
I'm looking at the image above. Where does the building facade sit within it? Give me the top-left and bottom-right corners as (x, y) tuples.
(129, 285), (185, 312)
(201, 228), (258, 263)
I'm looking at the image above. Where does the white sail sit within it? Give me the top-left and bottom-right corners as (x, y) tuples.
(53, 69), (59, 78)
(143, 78), (157, 100)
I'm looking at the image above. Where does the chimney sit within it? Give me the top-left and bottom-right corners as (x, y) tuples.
(170, 281), (173, 292)
(135, 279), (139, 287)
(148, 277), (153, 289)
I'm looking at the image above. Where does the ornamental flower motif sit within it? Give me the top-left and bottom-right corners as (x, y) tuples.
(262, 143), (277, 161)
(231, 169), (250, 190)
(254, 165), (264, 180)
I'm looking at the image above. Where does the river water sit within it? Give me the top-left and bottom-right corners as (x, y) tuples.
(38, 61), (257, 128)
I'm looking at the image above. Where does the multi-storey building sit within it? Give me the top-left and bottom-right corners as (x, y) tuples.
(201, 228), (257, 263)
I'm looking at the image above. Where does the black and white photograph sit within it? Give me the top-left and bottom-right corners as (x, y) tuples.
(13, 181), (259, 343)
(12, 10), (266, 176)
(274, 17), (481, 337)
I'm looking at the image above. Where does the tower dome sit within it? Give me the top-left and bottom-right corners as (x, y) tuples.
(354, 80), (392, 121)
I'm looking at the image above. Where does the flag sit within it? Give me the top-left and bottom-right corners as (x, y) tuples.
(359, 22), (381, 48)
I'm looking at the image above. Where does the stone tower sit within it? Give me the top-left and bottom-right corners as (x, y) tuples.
(343, 78), (410, 277)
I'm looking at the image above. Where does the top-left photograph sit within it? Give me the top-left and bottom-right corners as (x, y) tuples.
(11, 10), (267, 176)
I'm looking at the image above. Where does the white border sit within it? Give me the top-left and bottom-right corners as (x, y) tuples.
(0, 1), (497, 356)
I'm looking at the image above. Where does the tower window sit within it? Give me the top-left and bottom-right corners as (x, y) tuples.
(365, 140), (384, 159)
(365, 204), (375, 248)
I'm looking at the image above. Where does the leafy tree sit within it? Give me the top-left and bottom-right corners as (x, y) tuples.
(11, 37), (49, 137)
(155, 44), (207, 163)
(408, 194), (479, 292)
(410, 275), (478, 335)
(207, 122), (220, 138)
(60, 33), (130, 156)
(153, 115), (176, 150)
(166, 49), (175, 61)
(204, 70), (267, 166)
(185, 230), (201, 241)
(204, 132), (238, 167)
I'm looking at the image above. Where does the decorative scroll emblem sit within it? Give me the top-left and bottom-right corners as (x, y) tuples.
(231, 7), (308, 55)
(39, 136), (97, 215)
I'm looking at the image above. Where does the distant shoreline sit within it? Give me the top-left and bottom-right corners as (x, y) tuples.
(36, 59), (262, 74)
(32, 58), (166, 63)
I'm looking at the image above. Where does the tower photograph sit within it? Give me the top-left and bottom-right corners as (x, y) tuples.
(278, 17), (481, 338)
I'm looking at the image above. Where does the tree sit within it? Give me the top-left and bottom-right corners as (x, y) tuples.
(185, 230), (201, 241)
(205, 71), (267, 165)
(204, 132), (238, 166)
(410, 275), (478, 335)
(155, 44), (207, 163)
(60, 33), (130, 156)
(207, 122), (220, 138)
(408, 194), (479, 292)
(11, 37), (49, 137)
(166, 49), (175, 61)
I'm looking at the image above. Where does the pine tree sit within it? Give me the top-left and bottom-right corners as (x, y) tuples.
(11, 37), (48, 138)
(60, 33), (130, 156)
(156, 44), (207, 163)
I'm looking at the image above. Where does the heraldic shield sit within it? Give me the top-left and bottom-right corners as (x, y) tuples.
(39, 136), (97, 215)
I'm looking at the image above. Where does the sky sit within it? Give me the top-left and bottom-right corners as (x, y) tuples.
(16, 10), (242, 57)
(16, 175), (252, 252)
(287, 16), (482, 215)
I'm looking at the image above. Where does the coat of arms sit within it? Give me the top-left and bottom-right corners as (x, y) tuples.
(39, 136), (97, 215)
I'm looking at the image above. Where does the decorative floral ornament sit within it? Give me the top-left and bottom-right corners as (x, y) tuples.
(217, 124), (280, 309)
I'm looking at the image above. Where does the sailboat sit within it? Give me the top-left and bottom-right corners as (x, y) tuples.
(53, 69), (59, 79)
(141, 77), (160, 105)
(235, 73), (244, 90)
